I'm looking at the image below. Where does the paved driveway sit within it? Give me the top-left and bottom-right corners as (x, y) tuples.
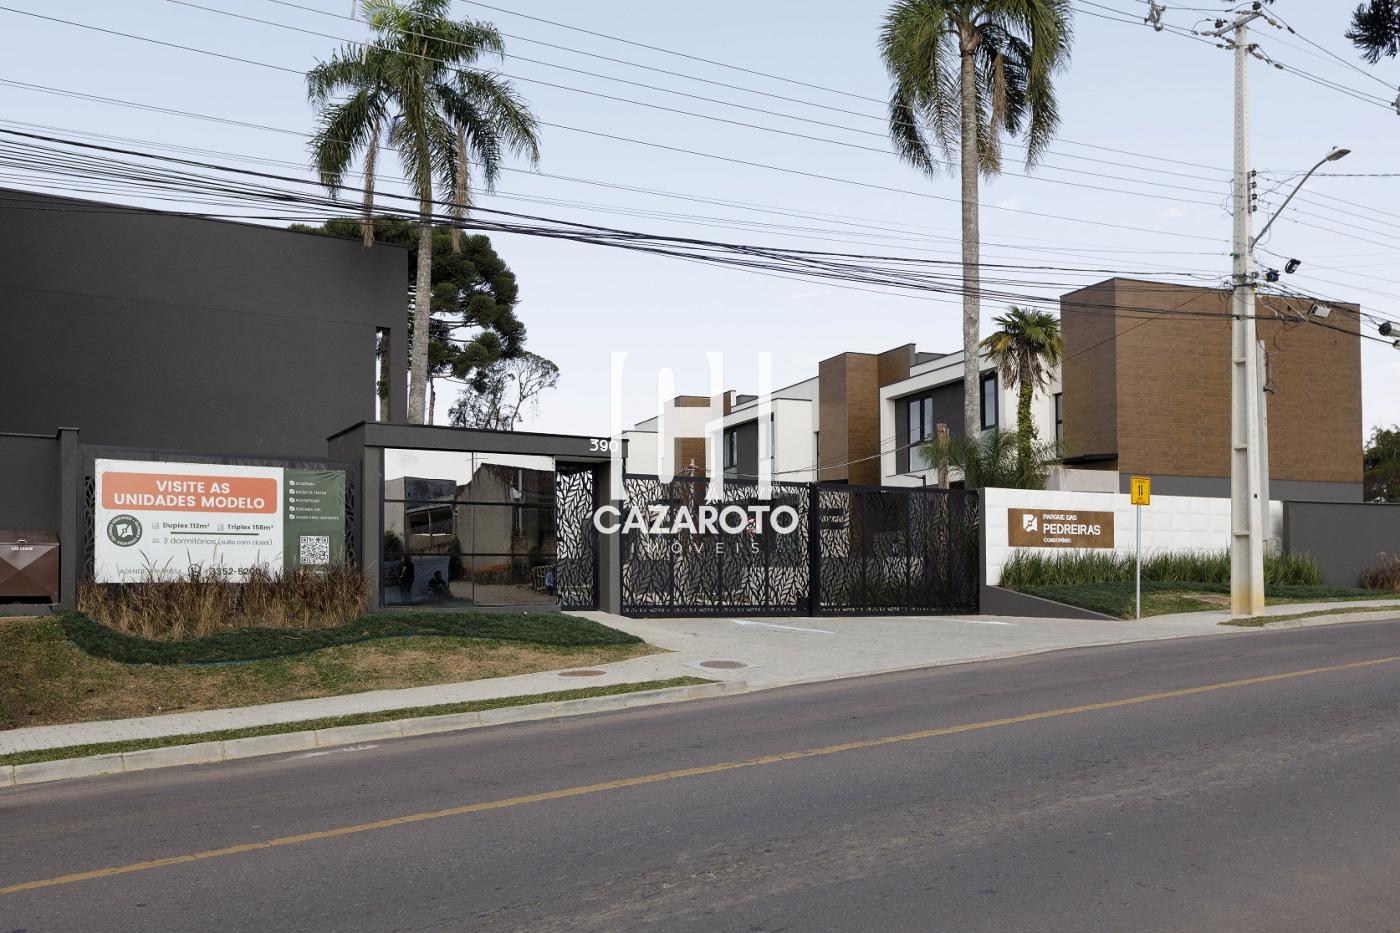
(583, 610), (1234, 688)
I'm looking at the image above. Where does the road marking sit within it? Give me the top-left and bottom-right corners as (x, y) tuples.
(5, 652), (1398, 897)
(731, 619), (835, 634)
(952, 619), (1017, 626)
(289, 744), (379, 760)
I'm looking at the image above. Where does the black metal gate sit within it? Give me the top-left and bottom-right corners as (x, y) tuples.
(554, 463), (599, 610)
(619, 475), (978, 617)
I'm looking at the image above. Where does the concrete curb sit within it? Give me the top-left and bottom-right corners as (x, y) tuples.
(1, 681), (750, 789)
(1258, 608), (1400, 630)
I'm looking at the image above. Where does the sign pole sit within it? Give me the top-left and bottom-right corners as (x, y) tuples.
(1129, 476), (1151, 621)
(1135, 503), (1142, 620)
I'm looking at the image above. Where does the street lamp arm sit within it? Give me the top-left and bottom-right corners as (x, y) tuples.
(1250, 148), (1350, 252)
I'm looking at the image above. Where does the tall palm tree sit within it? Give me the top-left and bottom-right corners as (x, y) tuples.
(308, 0), (539, 424)
(980, 305), (1062, 470)
(880, 0), (1071, 437)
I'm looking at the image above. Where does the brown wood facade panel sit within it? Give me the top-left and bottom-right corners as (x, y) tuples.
(1060, 281), (1121, 466)
(1062, 279), (1363, 485)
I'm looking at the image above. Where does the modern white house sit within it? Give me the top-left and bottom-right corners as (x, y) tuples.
(622, 342), (1059, 488)
(878, 347), (1062, 487)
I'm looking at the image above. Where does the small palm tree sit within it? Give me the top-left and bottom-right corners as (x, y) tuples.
(308, 0), (539, 424)
(922, 428), (1056, 490)
(981, 305), (1062, 471)
(880, 0), (1072, 437)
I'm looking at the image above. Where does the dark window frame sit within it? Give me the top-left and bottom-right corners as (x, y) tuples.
(980, 372), (998, 431)
(1054, 392), (1063, 443)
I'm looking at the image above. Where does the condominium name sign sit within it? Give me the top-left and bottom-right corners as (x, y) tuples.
(94, 459), (345, 582)
(1007, 508), (1115, 549)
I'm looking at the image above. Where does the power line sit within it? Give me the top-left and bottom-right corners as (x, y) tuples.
(0, 84), (1229, 263)
(22, 0), (1230, 215)
(246, 0), (1234, 183)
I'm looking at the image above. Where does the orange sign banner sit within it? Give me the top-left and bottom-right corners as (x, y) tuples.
(101, 471), (278, 514)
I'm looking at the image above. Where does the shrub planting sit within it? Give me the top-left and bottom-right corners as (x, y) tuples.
(999, 549), (1323, 589)
(1361, 553), (1400, 593)
(78, 563), (369, 639)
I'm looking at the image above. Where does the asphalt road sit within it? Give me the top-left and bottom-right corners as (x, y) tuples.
(5, 619), (1400, 932)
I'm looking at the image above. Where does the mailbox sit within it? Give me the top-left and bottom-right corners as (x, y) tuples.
(0, 530), (60, 604)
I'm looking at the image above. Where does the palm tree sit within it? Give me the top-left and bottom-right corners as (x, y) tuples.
(980, 305), (1062, 471)
(880, 0), (1072, 437)
(308, 0), (539, 424)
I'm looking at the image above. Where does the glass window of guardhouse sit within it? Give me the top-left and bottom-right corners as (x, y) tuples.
(383, 449), (558, 608)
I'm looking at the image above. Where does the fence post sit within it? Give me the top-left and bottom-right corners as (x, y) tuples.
(807, 483), (821, 617)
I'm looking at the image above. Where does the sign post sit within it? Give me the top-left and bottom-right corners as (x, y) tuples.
(1130, 476), (1152, 619)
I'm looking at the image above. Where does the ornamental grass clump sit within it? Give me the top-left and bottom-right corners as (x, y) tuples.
(78, 563), (368, 639)
(1361, 553), (1400, 593)
(998, 549), (1323, 589)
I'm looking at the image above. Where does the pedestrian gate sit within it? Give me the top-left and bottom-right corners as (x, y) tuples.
(619, 475), (979, 617)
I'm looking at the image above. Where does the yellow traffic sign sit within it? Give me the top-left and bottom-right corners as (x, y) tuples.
(1130, 475), (1151, 506)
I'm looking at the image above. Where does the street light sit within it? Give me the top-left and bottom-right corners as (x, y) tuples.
(1251, 148), (1351, 251)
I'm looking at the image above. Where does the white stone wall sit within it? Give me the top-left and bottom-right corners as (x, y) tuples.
(983, 486), (1284, 586)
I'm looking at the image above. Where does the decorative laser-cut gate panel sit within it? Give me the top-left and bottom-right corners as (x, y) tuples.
(554, 464), (598, 610)
(620, 475), (810, 617)
(619, 476), (979, 617)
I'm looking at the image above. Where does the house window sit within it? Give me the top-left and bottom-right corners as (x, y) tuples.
(902, 393), (948, 473)
(1054, 392), (1063, 443)
(767, 416), (776, 461)
(724, 430), (738, 468)
(980, 373), (998, 430)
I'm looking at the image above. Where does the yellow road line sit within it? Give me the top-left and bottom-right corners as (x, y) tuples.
(5, 652), (1399, 897)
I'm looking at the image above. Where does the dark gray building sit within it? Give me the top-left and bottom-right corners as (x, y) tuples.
(0, 190), (616, 612)
(0, 189), (409, 456)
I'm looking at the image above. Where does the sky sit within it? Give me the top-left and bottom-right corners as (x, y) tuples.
(2, 0), (1397, 438)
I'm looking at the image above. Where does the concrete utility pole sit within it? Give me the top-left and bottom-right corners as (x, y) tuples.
(1211, 6), (1268, 616)
(1203, 3), (1353, 615)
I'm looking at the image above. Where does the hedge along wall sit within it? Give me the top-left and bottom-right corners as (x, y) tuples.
(983, 487), (1284, 586)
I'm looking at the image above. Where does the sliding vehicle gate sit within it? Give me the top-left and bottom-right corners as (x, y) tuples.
(619, 475), (979, 617)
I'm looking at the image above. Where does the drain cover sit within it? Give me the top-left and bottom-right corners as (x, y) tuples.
(699, 660), (747, 669)
(558, 669), (606, 677)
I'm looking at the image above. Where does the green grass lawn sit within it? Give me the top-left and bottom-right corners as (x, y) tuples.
(1019, 581), (1383, 620)
(1, 611), (658, 730)
(0, 677), (712, 768)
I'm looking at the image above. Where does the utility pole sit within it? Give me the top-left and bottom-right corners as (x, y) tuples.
(1210, 6), (1268, 616)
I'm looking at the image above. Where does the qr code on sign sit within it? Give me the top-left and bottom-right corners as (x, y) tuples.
(298, 535), (331, 566)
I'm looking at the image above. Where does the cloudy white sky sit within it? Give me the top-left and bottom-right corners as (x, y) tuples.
(2, 0), (1396, 437)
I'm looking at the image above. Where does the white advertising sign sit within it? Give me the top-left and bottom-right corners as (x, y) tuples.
(94, 459), (286, 582)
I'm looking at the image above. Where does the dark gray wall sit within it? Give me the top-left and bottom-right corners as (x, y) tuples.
(1118, 473), (1362, 503)
(0, 433), (59, 531)
(0, 190), (408, 460)
(1283, 500), (1400, 587)
(723, 419), (760, 480)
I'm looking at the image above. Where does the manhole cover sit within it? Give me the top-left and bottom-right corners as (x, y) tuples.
(699, 660), (747, 669)
(558, 669), (606, 677)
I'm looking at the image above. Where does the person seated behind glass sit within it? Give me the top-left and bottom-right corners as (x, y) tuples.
(427, 570), (449, 599)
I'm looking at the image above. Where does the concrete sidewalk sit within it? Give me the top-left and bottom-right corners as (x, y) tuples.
(3, 601), (1396, 756)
